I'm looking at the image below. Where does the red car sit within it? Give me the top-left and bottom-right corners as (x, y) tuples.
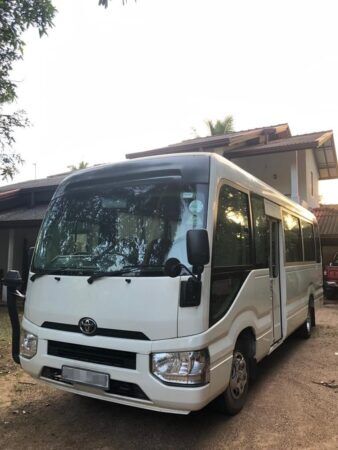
(324, 252), (338, 299)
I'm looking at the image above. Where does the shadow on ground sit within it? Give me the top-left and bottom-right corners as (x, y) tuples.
(3, 333), (308, 449)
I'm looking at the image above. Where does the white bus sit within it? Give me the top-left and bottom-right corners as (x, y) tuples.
(19, 153), (322, 415)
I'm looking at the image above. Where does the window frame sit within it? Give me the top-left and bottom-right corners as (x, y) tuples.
(314, 221), (322, 263)
(300, 218), (316, 262)
(250, 193), (269, 268)
(282, 210), (304, 265)
(212, 179), (254, 271)
(281, 209), (320, 265)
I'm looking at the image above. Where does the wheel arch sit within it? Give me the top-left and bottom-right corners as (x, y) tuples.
(236, 327), (256, 360)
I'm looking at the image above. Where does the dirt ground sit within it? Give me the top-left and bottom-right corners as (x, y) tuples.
(0, 304), (337, 450)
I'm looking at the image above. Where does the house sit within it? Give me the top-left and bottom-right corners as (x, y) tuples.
(0, 123), (337, 301)
(0, 173), (67, 300)
(126, 123), (338, 209)
(313, 205), (338, 266)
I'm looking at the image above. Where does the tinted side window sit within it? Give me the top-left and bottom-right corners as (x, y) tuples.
(301, 220), (315, 261)
(283, 213), (303, 262)
(251, 195), (268, 267)
(314, 222), (322, 263)
(213, 185), (251, 267)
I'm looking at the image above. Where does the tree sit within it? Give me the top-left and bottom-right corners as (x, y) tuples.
(206, 115), (234, 136)
(68, 161), (89, 171)
(0, 0), (56, 179)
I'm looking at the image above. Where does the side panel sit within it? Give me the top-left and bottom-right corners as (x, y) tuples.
(284, 264), (321, 336)
(202, 158), (274, 362)
(207, 269), (273, 363)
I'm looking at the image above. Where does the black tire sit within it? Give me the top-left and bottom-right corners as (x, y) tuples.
(216, 340), (250, 415)
(325, 291), (334, 300)
(298, 304), (313, 339)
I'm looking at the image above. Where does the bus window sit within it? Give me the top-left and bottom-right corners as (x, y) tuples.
(251, 194), (269, 267)
(301, 220), (315, 261)
(213, 184), (251, 267)
(314, 222), (322, 263)
(283, 212), (303, 262)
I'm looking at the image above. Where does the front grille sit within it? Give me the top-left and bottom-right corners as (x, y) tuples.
(41, 366), (149, 400)
(47, 340), (136, 369)
(42, 322), (150, 340)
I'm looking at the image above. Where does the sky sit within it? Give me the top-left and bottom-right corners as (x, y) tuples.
(2, 0), (338, 203)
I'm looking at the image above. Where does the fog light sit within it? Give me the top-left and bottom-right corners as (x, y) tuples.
(20, 331), (38, 359)
(151, 349), (210, 385)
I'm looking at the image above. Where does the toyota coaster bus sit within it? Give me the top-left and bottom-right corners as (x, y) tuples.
(19, 153), (323, 415)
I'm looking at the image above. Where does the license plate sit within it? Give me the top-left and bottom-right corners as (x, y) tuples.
(61, 366), (109, 389)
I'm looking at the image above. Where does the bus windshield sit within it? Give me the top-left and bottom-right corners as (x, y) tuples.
(32, 181), (208, 276)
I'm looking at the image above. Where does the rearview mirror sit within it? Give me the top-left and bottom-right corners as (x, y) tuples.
(186, 229), (210, 267)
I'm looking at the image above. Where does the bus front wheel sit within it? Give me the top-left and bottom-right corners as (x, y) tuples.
(216, 340), (250, 415)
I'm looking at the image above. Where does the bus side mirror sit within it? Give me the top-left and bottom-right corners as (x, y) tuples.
(186, 229), (210, 269)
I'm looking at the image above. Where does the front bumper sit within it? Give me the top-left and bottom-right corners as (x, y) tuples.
(20, 317), (232, 414)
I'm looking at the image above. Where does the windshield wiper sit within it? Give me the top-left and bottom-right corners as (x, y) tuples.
(87, 270), (126, 284)
(31, 268), (94, 282)
(30, 272), (48, 282)
(87, 266), (164, 284)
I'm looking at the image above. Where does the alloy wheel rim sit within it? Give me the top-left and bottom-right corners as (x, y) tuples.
(229, 351), (248, 400)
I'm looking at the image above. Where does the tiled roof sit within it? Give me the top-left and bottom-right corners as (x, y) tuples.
(313, 205), (338, 236)
(225, 130), (337, 180)
(225, 131), (332, 156)
(0, 204), (48, 222)
(125, 124), (337, 180)
(126, 123), (290, 159)
(0, 173), (68, 194)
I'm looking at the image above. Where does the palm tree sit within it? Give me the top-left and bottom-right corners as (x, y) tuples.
(206, 115), (234, 136)
(67, 161), (89, 171)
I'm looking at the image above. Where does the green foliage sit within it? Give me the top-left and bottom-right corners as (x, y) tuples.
(0, 111), (27, 178)
(0, 0), (56, 179)
(67, 161), (90, 172)
(206, 115), (234, 136)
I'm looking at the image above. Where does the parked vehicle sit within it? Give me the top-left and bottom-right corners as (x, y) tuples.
(17, 153), (322, 415)
(323, 252), (338, 299)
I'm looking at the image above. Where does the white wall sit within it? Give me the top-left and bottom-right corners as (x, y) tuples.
(232, 149), (320, 209)
(304, 149), (320, 208)
(231, 152), (293, 197)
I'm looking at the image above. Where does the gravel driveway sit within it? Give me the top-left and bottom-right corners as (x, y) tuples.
(0, 304), (337, 450)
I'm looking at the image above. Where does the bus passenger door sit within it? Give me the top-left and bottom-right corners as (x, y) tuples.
(269, 218), (282, 342)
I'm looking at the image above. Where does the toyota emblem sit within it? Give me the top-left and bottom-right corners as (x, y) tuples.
(79, 317), (97, 336)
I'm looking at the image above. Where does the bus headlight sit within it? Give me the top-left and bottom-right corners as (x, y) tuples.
(151, 349), (210, 385)
(20, 331), (38, 359)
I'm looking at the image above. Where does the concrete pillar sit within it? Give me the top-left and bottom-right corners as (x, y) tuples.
(2, 228), (15, 303)
(291, 151), (300, 204)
